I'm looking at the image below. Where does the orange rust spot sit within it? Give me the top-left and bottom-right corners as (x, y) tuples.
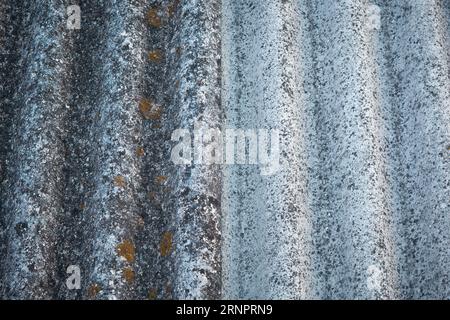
(160, 231), (173, 257)
(447, 145), (450, 151)
(139, 98), (162, 120)
(136, 147), (145, 157)
(138, 98), (150, 116)
(148, 50), (163, 62)
(155, 175), (168, 185)
(147, 7), (162, 27)
(117, 239), (135, 263)
(88, 283), (101, 298)
(122, 267), (135, 284)
(79, 202), (85, 210)
(114, 175), (126, 188)
(148, 288), (157, 300)
(148, 191), (157, 201)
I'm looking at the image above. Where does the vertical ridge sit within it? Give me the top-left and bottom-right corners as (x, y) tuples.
(306, 0), (398, 299)
(381, 0), (450, 299)
(169, 0), (223, 299)
(1, 0), (74, 299)
(77, 0), (148, 300)
(222, 0), (315, 299)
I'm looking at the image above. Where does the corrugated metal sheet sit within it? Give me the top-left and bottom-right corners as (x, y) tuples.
(0, 0), (449, 299)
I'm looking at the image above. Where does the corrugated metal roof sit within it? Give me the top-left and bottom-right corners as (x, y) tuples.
(0, 0), (449, 299)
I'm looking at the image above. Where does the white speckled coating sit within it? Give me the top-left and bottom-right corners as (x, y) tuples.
(0, 0), (449, 299)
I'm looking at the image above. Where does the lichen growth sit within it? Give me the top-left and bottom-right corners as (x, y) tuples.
(87, 283), (101, 298)
(155, 175), (168, 185)
(122, 267), (135, 284)
(160, 231), (173, 257)
(136, 146), (145, 157)
(117, 239), (135, 263)
(147, 7), (162, 28)
(114, 175), (126, 188)
(148, 50), (163, 62)
(138, 98), (162, 120)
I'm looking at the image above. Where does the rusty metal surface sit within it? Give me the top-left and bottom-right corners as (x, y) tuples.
(0, 0), (449, 299)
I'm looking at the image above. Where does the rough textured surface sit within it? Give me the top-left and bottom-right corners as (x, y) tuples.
(0, 0), (449, 299)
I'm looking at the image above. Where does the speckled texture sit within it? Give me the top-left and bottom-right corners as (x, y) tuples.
(0, 0), (449, 299)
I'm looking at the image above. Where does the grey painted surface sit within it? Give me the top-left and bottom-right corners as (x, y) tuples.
(0, 0), (449, 299)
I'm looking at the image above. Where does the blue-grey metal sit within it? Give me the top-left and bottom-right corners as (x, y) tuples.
(0, 0), (449, 299)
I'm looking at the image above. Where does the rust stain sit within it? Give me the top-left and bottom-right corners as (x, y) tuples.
(148, 50), (163, 62)
(138, 98), (162, 120)
(87, 283), (101, 298)
(122, 267), (135, 284)
(114, 175), (126, 188)
(147, 7), (162, 28)
(160, 231), (173, 257)
(155, 175), (168, 185)
(136, 146), (145, 157)
(116, 239), (135, 263)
